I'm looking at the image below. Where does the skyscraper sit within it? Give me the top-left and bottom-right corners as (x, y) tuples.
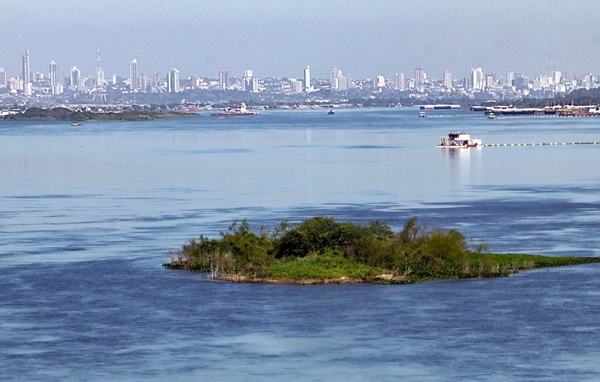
(242, 69), (253, 92)
(470, 67), (484, 91)
(129, 58), (138, 91)
(0, 68), (7, 88)
(168, 68), (180, 93)
(414, 67), (425, 92)
(70, 66), (80, 89)
(95, 48), (105, 87)
(49, 60), (62, 95)
(443, 70), (453, 88)
(303, 65), (311, 92)
(219, 70), (229, 90)
(394, 73), (406, 91)
(330, 68), (347, 91)
(22, 50), (32, 96)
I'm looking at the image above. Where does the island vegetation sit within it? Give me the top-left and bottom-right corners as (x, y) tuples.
(2, 106), (197, 122)
(164, 217), (600, 284)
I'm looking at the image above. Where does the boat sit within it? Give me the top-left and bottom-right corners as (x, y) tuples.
(328, 108), (335, 115)
(71, 121), (81, 126)
(487, 112), (496, 120)
(437, 132), (482, 148)
(211, 103), (260, 117)
(419, 111), (426, 118)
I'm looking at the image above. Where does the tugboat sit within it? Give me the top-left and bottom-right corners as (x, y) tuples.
(211, 103), (260, 117)
(437, 132), (482, 148)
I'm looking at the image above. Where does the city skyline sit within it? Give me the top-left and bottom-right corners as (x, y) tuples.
(2, 0), (600, 80)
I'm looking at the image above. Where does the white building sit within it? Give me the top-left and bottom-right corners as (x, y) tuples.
(129, 58), (138, 91)
(470, 67), (484, 91)
(303, 65), (311, 92)
(168, 68), (180, 93)
(443, 70), (453, 88)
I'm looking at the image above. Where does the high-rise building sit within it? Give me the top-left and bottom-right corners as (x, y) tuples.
(49, 60), (62, 95)
(219, 70), (229, 90)
(242, 69), (254, 91)
(443, 70), (453, 88)
(331, 68), (339, 90)
(470, 67), (484, 91)
(485, 73), (494, 90)
(514, 73), (529, 91)
(95, 48), (105, 87)
(22, 50), (32, 96)
(0, 68), (7, 88)
(70, 66), (80, 89)
(168, 68), (180, 93)
(289, 78), (302, 92)
(374, 75), (386, 89)
(394, 73), (406, 91)
(140, 73), (148, 90)
(506, 71), (515, 87)
(129, 58), (138, 91)
(303, 65), (311, 92)
(553, 71), (562, 85)
(330, 68), (347, 91)
(414, 67), (425, 92)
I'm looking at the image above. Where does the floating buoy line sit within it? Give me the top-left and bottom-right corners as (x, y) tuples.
(482, 141), (600, 147)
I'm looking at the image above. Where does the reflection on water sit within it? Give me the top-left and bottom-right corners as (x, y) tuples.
(1, 109), (600, 380)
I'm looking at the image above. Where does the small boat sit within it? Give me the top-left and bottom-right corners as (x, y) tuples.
(419, 111), (426, 118)
(71, 121), (81, 126)
(211, 103), (260, 117)
(437, 132), (482, 148)
(328, 108), (335, 115)
(487, 112), (497, 120)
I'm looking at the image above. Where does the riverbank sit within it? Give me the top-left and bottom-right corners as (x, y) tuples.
(1, 106), (199, 121)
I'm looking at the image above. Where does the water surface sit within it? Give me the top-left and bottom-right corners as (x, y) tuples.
(1, 108), (600, 380)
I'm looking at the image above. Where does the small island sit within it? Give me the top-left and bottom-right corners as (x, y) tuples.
(1, 106), (198, 122)
(164, 217), (600, 284)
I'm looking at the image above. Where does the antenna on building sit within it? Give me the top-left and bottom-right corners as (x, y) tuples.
(93, 47), (107, 103)
(96, 48), (102, 71)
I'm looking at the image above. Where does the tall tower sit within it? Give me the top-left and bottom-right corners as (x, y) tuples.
(219, 70), (229, 90)
(0, 68), (7, 88)
(129, 58), (138, 91)
(49, 60), (62, 95)
(303, 65), (311, 92)
(394, 73), (406, 91)
(242, 69), (254, 91)
(414, 67), (425, 92)
(470, 67), (484, 91)
(443, 70), (453, 88)
(168, 68), (180, 93)
(22, 50), (32, 96)
(95, 48), (105, 87)
(70, 66), (80, 89)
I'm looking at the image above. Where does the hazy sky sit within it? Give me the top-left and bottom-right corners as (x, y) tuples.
(2, 0), (600, 81)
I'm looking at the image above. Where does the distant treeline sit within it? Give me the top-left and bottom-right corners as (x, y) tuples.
(2, 107), (195, 121)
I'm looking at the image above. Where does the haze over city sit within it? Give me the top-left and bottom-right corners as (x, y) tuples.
(3, 0), (600, 81)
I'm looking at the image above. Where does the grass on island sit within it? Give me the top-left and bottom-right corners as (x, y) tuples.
(164, 217), (600, 284)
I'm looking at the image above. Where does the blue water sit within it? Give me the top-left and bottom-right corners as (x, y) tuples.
(1, 108), (600, 381)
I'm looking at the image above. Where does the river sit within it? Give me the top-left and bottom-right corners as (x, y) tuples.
(1, 108), (600, 381)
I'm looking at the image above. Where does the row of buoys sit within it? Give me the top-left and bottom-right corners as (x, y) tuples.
(483, 142), (599, 147)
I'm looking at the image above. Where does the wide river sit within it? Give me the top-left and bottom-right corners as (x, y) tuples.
(1, 108), (600, 381)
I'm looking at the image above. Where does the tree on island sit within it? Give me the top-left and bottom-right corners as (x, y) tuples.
(165, 217), (600, 284)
